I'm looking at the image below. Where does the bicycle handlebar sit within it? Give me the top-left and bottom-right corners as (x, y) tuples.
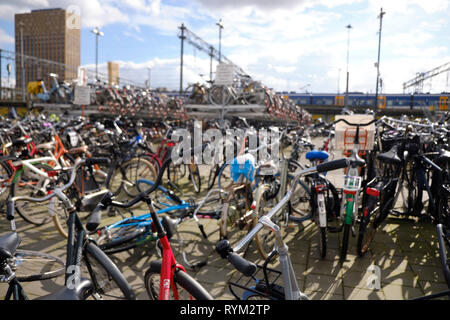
(332, 117), (378, 128)
(233, 158), (349, 253)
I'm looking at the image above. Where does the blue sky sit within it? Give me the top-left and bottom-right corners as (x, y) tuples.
(0, 0), (449, 93)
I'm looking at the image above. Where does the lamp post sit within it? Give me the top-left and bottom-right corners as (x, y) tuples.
(345, 24), (352, 108)
(216, 19), (224, 63)
(18, 21), (25, 101)
(374, 8), (385, 114)
(91, 27), (104, 82)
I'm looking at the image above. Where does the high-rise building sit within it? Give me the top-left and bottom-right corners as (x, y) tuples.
(14, 8), (80, 90)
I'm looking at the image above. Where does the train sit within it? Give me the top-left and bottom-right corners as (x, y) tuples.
(280, 92), (450, 111)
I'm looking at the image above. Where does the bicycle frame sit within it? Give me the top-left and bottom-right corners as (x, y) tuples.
(230, 160), (349, 299)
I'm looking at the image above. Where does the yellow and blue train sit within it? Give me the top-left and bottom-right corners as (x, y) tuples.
(284, 92), (450, 111)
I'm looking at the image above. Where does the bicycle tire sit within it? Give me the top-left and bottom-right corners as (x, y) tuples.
(254, 184), (276, 259)
(106, 165), (125, 196)
(121, 157), (158, 197)
(144, 264), (213, 300)
(83, 242), (136, 300)
(340, 224), (351, 264)
(188, 163), (201, 194)
(0, 159), (12, 214)
(219, 185), (253, 254)
(436, 224), (450, 289)
(357, 214), (376, 257)
(217, 162), (234, 190)
(13, 249), (65, 282)
(209, 85), (231, 106)
(318, 227), (327, 258)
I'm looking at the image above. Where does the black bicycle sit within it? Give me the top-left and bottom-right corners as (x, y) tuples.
(4, 158), (136, 300)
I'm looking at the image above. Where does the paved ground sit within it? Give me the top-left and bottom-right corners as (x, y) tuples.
(1, 139), (449, 300)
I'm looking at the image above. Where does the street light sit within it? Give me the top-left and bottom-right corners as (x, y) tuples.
(374, 8), (386, 114)
(345, 24), (352, 108)
(18, 21), (25, 101)
(91, 27), (104, 82)
(216, 19), (224, 63)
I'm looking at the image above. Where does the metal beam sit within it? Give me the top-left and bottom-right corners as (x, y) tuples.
(403, 61), (450, 92)
(182, 25), (250, 78)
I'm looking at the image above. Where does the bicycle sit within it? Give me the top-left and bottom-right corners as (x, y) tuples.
(88, 179), (221, 265)
(215, 157), (350, 299)
(331, 117), (377, 264)
(87, 147), (214, 300)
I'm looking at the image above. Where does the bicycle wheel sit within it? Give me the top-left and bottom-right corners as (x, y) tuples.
(254, 184), (280, 259)
(144, 265), (212, 300)
(107, 165), (125, 196)
(188, 163), (201, 194)
(209, 85), (231, 105)
(286, 174), (312, 222)
(122, 157), (158, 197)
(50, 198), (71, 239)
(318, 227), (327, 258)
(219, 185), (253, 254)
(217, 162), (234, 190)
(0, 160), (12, 214)
(82, 242), (136, 300)
(12, 249), (65, 282)
(12, 163), (54, 226)
(167, 162), (186, 191)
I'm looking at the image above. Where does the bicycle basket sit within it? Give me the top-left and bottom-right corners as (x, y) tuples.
(228, 264), (284, 300)
(230, 154), (256, 182)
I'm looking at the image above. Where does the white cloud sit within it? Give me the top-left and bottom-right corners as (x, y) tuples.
(0, 27), (14, 44)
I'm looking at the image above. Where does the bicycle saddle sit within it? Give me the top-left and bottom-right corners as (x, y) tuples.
(0, 232), (21, 260)
(35, 142), (54, 151)
(161, 215), (178, 240)
(305, 150), (329, 161)
(436, 149), (450, 165)
(36, 278), (92, 300)
(68, 146), (88, 155)
(377, 145), (401, 165)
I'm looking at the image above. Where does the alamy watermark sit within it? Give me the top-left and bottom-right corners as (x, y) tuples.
(66, 5), (81, 30)
(169, 120), (281, 172)
(366, 265), (381, 290)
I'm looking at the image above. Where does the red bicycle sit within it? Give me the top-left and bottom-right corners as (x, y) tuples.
(87, 152), (213, 300)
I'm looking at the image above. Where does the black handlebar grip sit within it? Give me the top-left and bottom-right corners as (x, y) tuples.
(6, 200), (15, 221)
(86, 203), (104, 232)
(316, 158), (349, 173)
(228, 252), (257, 277)
(85, 157), (110, 167)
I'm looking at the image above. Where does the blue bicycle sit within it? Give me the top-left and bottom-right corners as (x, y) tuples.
(89, 179), (222, 268)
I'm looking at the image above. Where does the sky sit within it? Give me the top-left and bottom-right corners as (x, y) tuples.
(0, 0), (449, 93)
